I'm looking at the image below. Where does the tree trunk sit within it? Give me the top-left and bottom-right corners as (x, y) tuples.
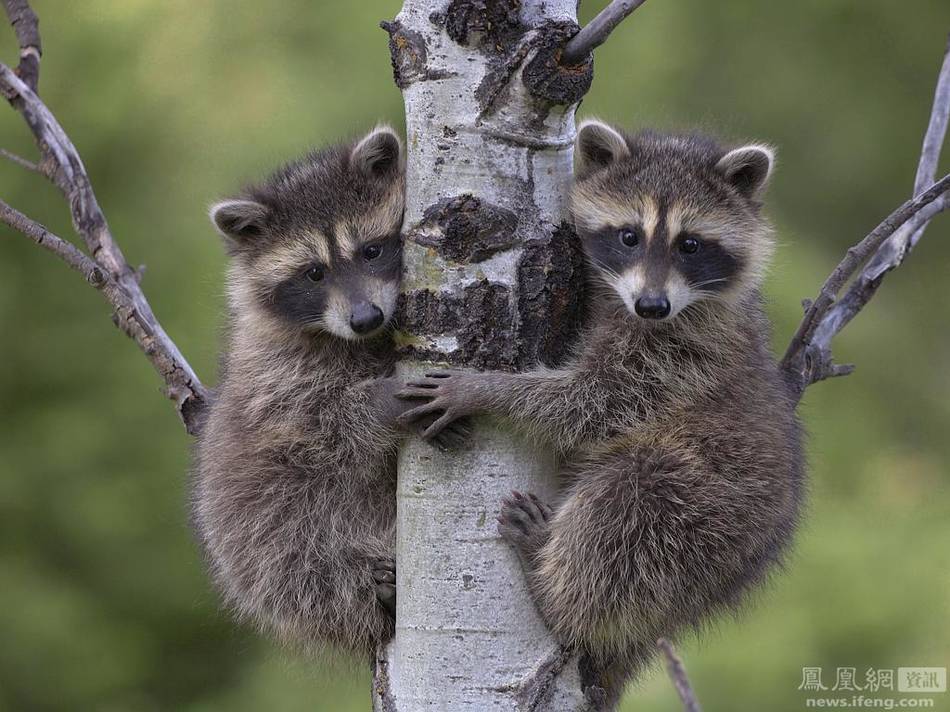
(375, 1), (593, 709)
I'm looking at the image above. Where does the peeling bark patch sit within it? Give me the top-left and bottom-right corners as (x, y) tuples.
(398, 280), (517, 370)
(522, 22), (593, 106)
(381, 19), (455, 88)
(400, 225), (584, 369)
(475, 37), (534, 115)
(457, 280), (517, 368)
(518, 222), (588, 367)
(400, 289), (462, 335)
(444, 0), (524, 48)
(413, 194), (519, 263)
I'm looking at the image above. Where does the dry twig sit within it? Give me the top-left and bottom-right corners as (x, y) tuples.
(658, 639), (701, 712)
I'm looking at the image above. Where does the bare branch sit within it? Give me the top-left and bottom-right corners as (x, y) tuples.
(782, 173), (950, 395)
(782, 36), (950, 399)
(657, 639), (701, 712)
(0, 146), (41, 173)
(0, 4), (209, 433)
(912, 35), (950, 208)
(0, 198), (211, 432)
(810, 195), (948, 346)
(0, 199), (101, 282)
(804, 36), (950, 343)
(1, 0), (40, 92)
(561, 0), (648, 66)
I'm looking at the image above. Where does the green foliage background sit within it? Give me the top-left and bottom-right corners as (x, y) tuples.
(1, 1), (948, 710)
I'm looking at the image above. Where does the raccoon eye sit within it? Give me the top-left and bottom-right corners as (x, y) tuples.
(305, 265), (325, 282)
(618, 226), (642, 247)
(362, 243), (383, 261)
(679, 236), (702, 255)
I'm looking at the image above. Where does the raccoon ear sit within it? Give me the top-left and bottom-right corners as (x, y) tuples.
(716, 145), (775, 198)
(575, 119), (630, 177)
(209, 199), (270, 249)
(351, 125), (403, 179)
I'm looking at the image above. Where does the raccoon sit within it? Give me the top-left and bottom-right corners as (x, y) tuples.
(397, 121), (804, 701)
(192, 127), (452, 659)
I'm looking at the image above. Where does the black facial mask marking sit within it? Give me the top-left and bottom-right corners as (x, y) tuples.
(266, 232), (403, 329)
(674, 237), (741, 293)
(271, 271), (330, 325)
(583, 225), (644, 277)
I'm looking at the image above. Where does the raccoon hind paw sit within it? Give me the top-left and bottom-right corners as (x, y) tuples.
(371, 557), (396, 617)
(497, 490), (552, 567)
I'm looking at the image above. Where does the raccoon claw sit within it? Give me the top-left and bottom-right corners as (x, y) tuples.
(498, 491), (552, 566)
(396, 403), (465, 440)
(429, 418), (472, 450)
(372, 558), (396, 617)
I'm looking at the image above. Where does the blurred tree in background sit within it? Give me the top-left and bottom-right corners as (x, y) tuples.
(0, 1), (947, 710)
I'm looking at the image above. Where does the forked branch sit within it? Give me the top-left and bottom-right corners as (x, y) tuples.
(782, 35), (950, 399)
(0, 2), (209, 433)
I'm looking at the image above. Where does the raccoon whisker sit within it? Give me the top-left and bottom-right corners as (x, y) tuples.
(690, 277), (729, 290)
(587, 257), (622, 282)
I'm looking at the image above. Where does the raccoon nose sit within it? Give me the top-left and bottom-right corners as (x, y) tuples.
(350, 302), (385, 335)
(634, 295), (671, 319)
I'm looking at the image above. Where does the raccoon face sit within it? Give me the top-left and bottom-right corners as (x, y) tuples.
(210, 126), (405, 340)
(571, 120), (775, 322)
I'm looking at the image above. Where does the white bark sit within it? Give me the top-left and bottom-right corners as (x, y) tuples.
(374, 1), (592, 709)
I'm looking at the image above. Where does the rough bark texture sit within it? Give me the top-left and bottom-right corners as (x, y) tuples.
(375, 1), (592, 709)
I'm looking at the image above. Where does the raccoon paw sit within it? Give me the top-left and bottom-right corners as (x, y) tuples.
(498, 491), (552, 569)
(371, 557), (396, 617)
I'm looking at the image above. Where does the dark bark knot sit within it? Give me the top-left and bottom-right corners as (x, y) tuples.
(380, 19), (455, 88)
(400, 280), (517, 370)
(440, 0), (524, 49)
(471, 19), (593, 115)
(411, 194), (519, 263)
(517, 222), (587, 367)
(522, 21), (593, 106)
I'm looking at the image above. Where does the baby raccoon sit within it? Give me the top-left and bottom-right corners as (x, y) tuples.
(399, 121), (804, 701)
(192, 127), (445, 659)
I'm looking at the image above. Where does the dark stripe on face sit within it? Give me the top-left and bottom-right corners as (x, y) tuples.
(643, 204), (671, 294)
(674, 237), (742, 292)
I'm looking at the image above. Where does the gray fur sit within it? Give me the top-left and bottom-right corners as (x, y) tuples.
(399, 126), (803, 702)
(192, 128), (410, 660)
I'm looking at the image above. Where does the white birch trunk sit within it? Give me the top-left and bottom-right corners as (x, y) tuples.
(374, 1), (593, 709)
